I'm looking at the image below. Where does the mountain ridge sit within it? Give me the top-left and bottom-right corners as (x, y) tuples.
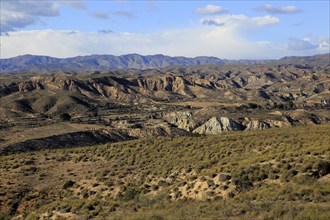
(2, 53), (328, 73)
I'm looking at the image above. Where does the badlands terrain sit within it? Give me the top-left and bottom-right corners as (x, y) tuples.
(0, 53), (329, 219)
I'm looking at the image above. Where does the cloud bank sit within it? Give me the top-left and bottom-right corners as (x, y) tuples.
(2, 27), (328, 60)
(202, 15), (279, 28)
(110, 10), (137, 19)
(256, 4), (302, 14)
(287, 37), (322, 51)
(0, 0), (59, 32)
(89, 12), (109, 20)
(196, 5), (228, 15)
(0, 0), (87, 33)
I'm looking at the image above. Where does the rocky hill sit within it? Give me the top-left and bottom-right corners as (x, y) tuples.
(0, 57), (329, 153)
(1, 62), (329, 112)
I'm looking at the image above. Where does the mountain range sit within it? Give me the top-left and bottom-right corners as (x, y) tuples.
(1, 53), (328, 73)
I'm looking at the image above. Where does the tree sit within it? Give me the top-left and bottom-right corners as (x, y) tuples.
(287, 101), (294, 109)
(248, 103), (259, 109)
(60, 113), (71, 121)
(272, 102), (278, 109)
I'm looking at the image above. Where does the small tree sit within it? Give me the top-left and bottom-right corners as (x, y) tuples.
(272, 102), (278, 109)
(60, 113), (71, 121)
(248, 103), (259, 109)
(287, 101), (294, 109)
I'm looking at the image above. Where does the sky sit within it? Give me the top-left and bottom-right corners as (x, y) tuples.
(0, 0), (329, 59)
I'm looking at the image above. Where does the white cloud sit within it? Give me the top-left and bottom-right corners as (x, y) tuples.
(196, 5), (228, 15)
(89, 11), (109, 20)
(202, 15), (279, 28)
(110, 10), (137, 19)
(0, 0), (60, 33)
(0, 0), (88, 33)
(58, 0), (87, 10)
(317, 37), (330, 49)
(287, 37), (320, 51)
(1, 9), (327, 60)
(203, 20), (225, 27)
(98, 29), (113, 34)
(256, 4), (302, 14)
(2, 27), (327, 60)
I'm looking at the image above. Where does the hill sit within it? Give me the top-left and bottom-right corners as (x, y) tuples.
(278, 53), (330, 66)
(0, 61), (329, 153)
(0, 124), (329, 219)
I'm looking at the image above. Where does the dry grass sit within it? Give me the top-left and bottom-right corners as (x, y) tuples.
(0, 124), (329, 219)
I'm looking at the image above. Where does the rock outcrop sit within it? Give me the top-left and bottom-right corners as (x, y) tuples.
(265, 119), (291, 128)
(193, 117), (244, 134)
(243, 118), (270, 130)
(163, 111), (198, 131)
(191, 116), (298, 134)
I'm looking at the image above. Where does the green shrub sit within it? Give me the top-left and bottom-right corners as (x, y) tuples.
(206, 180), (215, 187)
(122, 187), (140, 201)
(218, 174), (231, 182)
(314, 160), (330, 176)
(60, 113), (71, 121)
(63, 180), (75, 189)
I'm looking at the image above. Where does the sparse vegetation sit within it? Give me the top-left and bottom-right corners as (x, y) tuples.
(0, 124), (329, 219)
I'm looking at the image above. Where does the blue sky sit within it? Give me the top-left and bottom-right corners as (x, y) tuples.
(1, 0), (329, 59)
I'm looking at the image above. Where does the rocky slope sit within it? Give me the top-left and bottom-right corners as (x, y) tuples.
(193, 117), (243, 134)
(163, 111), (198, 131)
(163, 108), (328, 135)
(0, 55), (329, 153)
(1, 61), (329, 114)
(0, 61), (328, 119)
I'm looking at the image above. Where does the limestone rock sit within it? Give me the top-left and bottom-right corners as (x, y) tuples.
(164, 111), (197, 132)
(193, 117), (243, 134)
(220, 117), (244, 131)
(243, 118), (270, 130)
(265, 119), (290, 128)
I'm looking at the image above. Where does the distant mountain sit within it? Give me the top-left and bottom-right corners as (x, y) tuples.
(0, 54), (268, 73)
(0, 53), (328, 73)
(277, 53), (330, 66)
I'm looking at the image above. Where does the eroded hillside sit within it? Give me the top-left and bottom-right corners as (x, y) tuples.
(0, 60), (329, 153)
